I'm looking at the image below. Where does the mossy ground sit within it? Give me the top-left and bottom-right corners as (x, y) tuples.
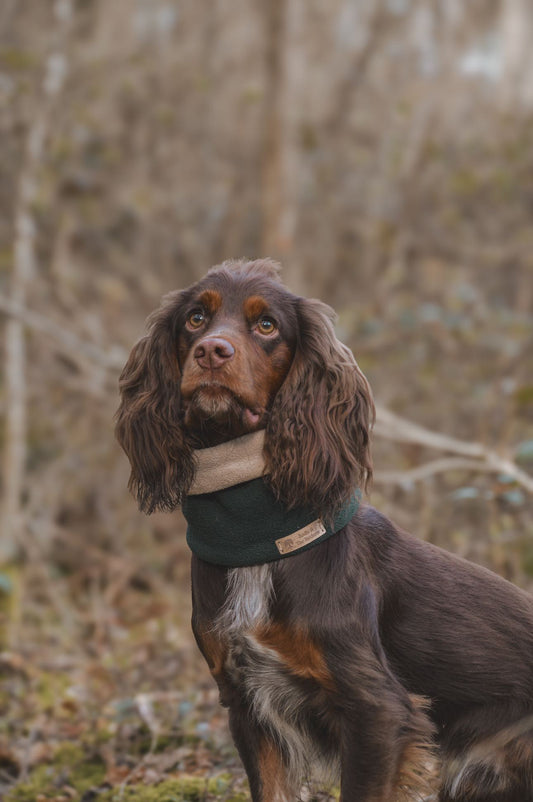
(0, 584), (249, 802)
(6, 766), (248, 802)
(2, 727), (249, 802)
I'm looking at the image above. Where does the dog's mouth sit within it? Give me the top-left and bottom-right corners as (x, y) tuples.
(183, 383), (265, 443)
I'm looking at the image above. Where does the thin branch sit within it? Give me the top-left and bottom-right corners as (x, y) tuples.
(375, 457), (505, 486)
(0, 293), (127, 371)
(374, 405), (533, 493)
(1, 297), (530, 495)
(374, 405), (485, 458)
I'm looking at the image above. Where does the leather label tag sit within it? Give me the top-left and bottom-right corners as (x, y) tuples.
(275, 520), (326, 555)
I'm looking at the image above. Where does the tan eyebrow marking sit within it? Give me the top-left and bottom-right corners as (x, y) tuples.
(197, 289), (222, 314)
(243, 295), (270, 321)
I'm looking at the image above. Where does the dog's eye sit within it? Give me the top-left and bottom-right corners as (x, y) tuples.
(187, 310), (205, 329)
(257, 316), (277, 335)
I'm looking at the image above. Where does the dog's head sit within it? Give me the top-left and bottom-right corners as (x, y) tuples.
(115, 259), (374, 517)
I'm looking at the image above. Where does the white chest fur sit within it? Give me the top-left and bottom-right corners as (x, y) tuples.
(215, 564), (274, 634)
(214, 565), (332, 786)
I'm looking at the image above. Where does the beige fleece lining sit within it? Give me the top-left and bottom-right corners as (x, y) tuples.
(188, 429), (267, 495)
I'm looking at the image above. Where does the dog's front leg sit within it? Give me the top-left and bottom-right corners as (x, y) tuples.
(228, 701), (297, 802)
(339, 704), (399, 802)
(336, 677), (434, 802)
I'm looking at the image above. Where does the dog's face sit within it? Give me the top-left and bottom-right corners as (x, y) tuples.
(116, 258), (374, 516)
(176, 270), (298, 445)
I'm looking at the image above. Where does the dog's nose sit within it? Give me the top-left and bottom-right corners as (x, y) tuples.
(194, 337), (235, 370)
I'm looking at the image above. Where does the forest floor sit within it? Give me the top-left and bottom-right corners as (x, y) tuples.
(0, 530), (258, 802)
(2, 486), (532, 802)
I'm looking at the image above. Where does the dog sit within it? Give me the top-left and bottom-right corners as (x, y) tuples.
(116, 258), (533, 801)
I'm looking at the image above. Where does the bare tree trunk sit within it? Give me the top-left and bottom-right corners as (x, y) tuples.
(2, 1), (71, 558)
(4, 191), (33, 558)
(260, 0), (286, 258)
(501, 0), (533, 107)
(260, 0), (305, 290)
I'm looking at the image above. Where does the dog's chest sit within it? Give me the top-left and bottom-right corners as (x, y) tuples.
(216, 566), (295, 719)
(214, 567), (335, 752)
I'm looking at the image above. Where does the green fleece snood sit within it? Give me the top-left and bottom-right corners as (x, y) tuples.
(183, 478), (360, 568)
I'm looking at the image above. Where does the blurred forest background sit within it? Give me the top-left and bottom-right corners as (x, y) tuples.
(0, 0), (532, 800)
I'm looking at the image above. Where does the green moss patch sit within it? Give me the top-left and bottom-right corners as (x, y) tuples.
(98, 774), (248, 802)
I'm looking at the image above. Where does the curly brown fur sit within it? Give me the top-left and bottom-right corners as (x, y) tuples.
(115, 290), (195, 513)
(265, 295), (374, 517)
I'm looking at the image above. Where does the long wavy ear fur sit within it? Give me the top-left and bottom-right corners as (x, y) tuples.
(265, 297), (375, 518)
(115, 292), (194, 514)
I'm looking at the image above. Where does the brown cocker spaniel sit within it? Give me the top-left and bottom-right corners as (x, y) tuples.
(116, 258), (533, 802)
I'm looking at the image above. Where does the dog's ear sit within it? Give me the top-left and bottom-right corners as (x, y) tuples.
(115, 292), (194, 514)
(265, 297), (374, 517)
